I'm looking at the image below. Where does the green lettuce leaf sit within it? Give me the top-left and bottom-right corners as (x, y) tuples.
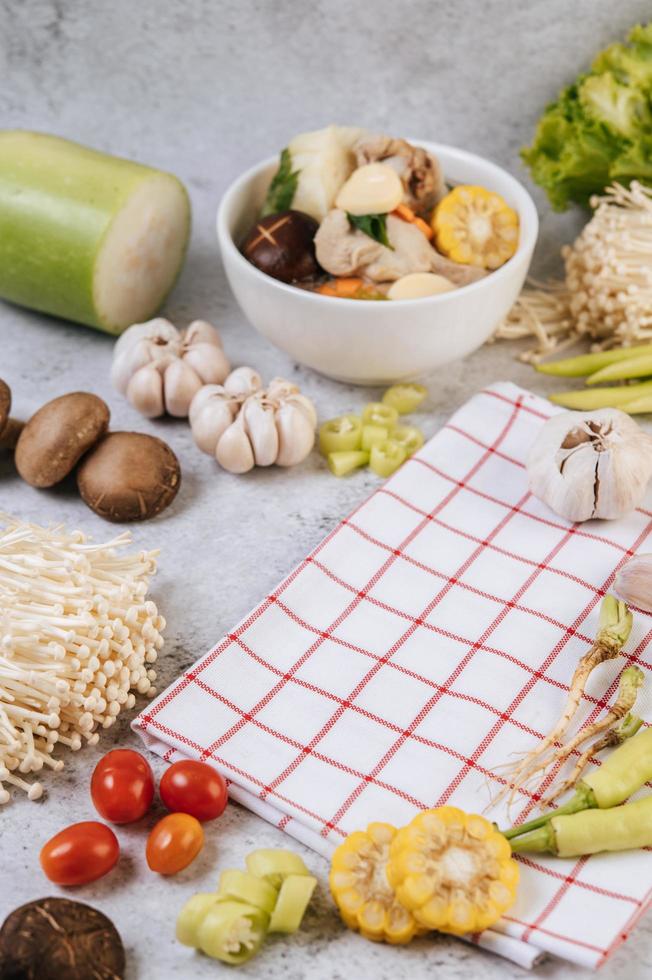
(522, 22), (652, 209)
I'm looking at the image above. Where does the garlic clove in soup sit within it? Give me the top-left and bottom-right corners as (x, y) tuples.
(387, 272), (455, 300)
(241, 394), (279, 467)
(527, 408), (652, 522)
(335, 163), (404, 216)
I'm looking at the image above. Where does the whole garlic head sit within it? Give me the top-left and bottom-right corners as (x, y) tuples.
(111, 318), (231, 418)
(189, 369), (316, 474)
(527, 408), (652, 522)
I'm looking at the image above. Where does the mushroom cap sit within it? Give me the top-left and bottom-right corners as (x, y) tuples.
(77, 431), (181, 522)
(0, 378), (10, 437)
(15, 392), (110, 487)
(0, 897), (125, 980)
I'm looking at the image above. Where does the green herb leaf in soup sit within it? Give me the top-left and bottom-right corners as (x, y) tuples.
(347, 212), (393, 249)
(261, 148), (301, 217)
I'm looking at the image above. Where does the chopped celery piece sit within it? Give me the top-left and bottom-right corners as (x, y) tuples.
(176, 893), (220, 948)
(318, 414), (362, 455)
(218, 869), (278, 913)
(382, 383), (427, 413)
(245, 848), (310, 890)
(369, 439), (407, 477)
(362, 402), (399, 428)
(327, 450), (369, 476)
(269, 873), (317, 933)
(361, 424), (389, 451)
(391, 424), (424, 455)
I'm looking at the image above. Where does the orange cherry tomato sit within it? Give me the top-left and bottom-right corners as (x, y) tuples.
(91, 748), (155, 824)
(146, 813), (204, 875)
(159, 759), (228, 822)
(40, 821), (119, 886)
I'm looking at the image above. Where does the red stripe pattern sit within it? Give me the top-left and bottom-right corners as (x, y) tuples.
(134, 383), (652, 969)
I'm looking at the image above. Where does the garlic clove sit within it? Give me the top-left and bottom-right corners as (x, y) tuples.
(113, 317), (179, 361)
(224, 366), (263, 399)
(283, 392), (318, 429)
(266, 377), (300, 401)
(241, 395), (279, 467)
(182, 343), (231, 385)
(184, 320), (224, 348)
(163, 359), (204, 417)
(614, 554), (652, 612)
(188, 384), (230, 426)
(335, 162), (404, 216)
(274, 402), (316, 467)
(111, 337), (155, 394)
(126, 363), (165, 418)
(191, 399), (236, 455)
(215, 415), (255, 473)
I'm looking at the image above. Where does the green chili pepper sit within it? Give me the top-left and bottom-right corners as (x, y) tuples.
(536, 344), (652, 378)
(549, 381), (652, 410)
(586, 353), (652, 385)
(504, 723), (652, 840)
(510, 794), (652, 857)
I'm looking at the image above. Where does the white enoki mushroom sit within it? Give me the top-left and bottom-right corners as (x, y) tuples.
(494, 182), (652, 360)
(0, 514), (164, 803)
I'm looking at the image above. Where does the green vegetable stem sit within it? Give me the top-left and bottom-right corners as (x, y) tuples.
(261, 148), (300, 217)
(522, 23), (652, 210)
(510, 795), (652, 857)
(504, 723), (652, 840)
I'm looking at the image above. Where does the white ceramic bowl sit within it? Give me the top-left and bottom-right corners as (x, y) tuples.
(217, 141), (538, 385)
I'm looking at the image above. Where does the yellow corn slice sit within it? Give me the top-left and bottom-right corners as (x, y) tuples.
(386, 807), (519, 936)
(432, 186), (519, 269)
(329, 822), (421, 944)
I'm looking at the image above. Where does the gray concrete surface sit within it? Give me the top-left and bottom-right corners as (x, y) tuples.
(2, 1), (652, 977)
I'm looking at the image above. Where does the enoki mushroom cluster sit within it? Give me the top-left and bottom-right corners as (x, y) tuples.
(494, 182), (652, 360)
(0, 515), (163, 803)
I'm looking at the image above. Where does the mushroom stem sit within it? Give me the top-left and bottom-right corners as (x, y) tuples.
(0, 513), (164, 802)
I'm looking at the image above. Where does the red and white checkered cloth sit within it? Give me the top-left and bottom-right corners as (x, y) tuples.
(135, 382), (652, 970)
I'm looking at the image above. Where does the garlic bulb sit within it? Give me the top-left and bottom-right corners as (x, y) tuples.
(614, 554), (652, 612)
(111, 318), (231, 418)
(527, 408), (652, 522)
(189, 369), (317, 473)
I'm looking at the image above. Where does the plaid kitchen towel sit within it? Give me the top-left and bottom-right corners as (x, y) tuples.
(135, 382), (652, 970)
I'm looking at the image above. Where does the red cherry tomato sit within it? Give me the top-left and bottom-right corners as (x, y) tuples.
(40, 821), (119, 886)
(91, 748), (155, 824)
(159, 760), (227, 821)
(146, 812), (204, 875)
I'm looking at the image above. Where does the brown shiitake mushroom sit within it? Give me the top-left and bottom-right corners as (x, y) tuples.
(0, 378), (23, 450)
(0, 897), (125, 980)
(77, 431), (181, 522)
(15, 392), (110, 487)
(242, 209), (321, 283)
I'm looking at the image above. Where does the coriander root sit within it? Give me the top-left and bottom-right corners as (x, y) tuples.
(493, 595), (632, 808)
(544, 711), (642, 807)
